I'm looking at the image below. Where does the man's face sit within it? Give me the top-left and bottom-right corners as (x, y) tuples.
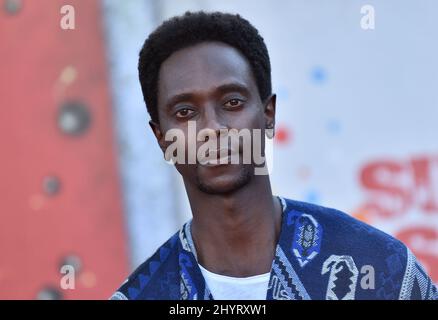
(152, 41), (275, 194)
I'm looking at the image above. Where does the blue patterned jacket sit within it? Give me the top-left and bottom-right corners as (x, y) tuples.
(111, 197), (438, 300)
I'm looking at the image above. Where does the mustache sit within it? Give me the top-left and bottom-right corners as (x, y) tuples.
(197, 146), (240, 165)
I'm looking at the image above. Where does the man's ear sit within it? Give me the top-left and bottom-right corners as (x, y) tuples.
(149, 120), (166, 153)
(264, 94), (277, 131)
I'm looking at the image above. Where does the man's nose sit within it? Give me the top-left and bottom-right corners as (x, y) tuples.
(198, 108), (227, 141)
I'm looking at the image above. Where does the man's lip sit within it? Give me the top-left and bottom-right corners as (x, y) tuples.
(209, 148), (235, 156)
(198, 148), (239, 166)
(200, 156), (231, 167)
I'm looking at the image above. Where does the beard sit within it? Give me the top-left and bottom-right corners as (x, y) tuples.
(195, 163), (253, 195)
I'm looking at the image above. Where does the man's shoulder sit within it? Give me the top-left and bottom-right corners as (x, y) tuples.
(282, 197), (405, 252)
(110, 230), (182, 300)
(282, 197), (438, 300)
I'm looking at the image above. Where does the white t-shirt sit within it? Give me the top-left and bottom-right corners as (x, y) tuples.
(198, 264), (270, 300)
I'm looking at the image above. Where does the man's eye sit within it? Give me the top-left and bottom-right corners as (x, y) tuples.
(175, 108), (194, 118)
(224, 99), (243, 109)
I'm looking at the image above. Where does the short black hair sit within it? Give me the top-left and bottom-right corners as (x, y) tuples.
(138, 11), (272, 123)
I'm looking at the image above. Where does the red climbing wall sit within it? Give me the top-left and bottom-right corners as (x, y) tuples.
(0, 0), (128, 299)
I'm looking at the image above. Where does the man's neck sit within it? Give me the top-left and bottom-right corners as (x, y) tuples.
(185, 175), (283, 277)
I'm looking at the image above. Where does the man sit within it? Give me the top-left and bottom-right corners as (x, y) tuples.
(111, 11), (437, 300)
